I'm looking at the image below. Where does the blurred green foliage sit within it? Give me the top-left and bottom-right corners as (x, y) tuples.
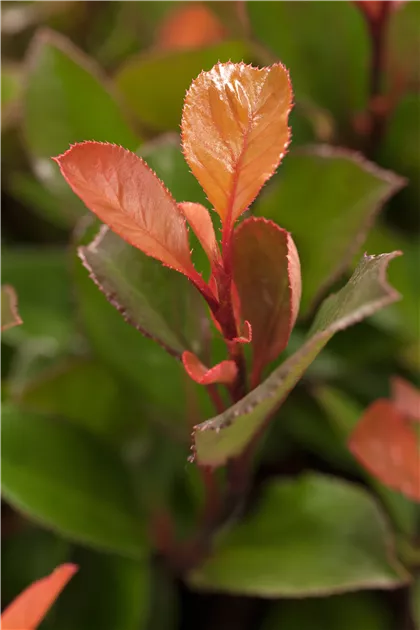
(1, 2), (419, 629)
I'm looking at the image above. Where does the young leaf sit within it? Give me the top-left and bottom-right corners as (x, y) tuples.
(156, 3), (225, 51)
(182, 351), (237, 385)
(2, 406), (146, 558)
(193, 252), (401, 467)
(1, 564), (77, 630)
(390, 377), (420, 422)
(178, 202), (221, 265)
(79, 226), (207, 357)
(349, 400), (420, 502)
(1, 285), (23, 332)
(181, 62), (292, 226)
(189, 474), (407, 596)
(54, 142), (199, 280)
(232, 218), (301, 384)
(255, 146), (405, 315)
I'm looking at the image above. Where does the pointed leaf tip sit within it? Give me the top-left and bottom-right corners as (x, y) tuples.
(233, 218), (301, 384)
(182, 62), (293, 226)
(349, 399), (420, 502)
(54, 142), (195, 277)
(1, 285), (23, 332)
(1, 563), (77, 630)
(182, 351), (237, 385)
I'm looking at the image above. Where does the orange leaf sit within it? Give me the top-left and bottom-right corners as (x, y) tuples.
(54, 142), (195, 278)
(156, 2), (225, 51)
(179, 202), (221, 265)
(182, 62), (293, 227)
(1, 564), (77, 630)
(349, 399), (420, 502)
(232, 217), (301, 386)
(391, 377), (420, 422)
(2, 285), (23, 332)
(182, 350), (237, 385)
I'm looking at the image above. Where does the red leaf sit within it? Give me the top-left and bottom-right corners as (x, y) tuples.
(232, 217), (301, 386)
(182, 351), (237, 385)
(391, 377), (420, 422)
(349, 399), (420, 502)
(2, 285), (23, 332)
(54, 142), (195, 278)
(1, 564), (77, 630)
(182, 62), (293, 228)
(353, 0), (404, 21)
(179, 202), (221, 265)
(156, 2), (225, 51)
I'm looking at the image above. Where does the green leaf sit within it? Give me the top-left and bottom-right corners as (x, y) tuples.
(255, 146), (405, 315)
(2, 406), (146, 559)
(1, 526), (69, 611)
(23, 29), (139, 222)
(314, 386), (419, 539)
(262, 592), (393, 630)
(16, 359), (124, 440)
(189, 473), (407, 596)
(115, 41), (249, 130)
(1, 285), (22, 332)
(193, 252), (401, 467)
(388, 1), (420, 89)
(79, 226), (206, 357)
(247, 1), (368, 128)
(50, 547), (150, 630)
(1, 248), (74, 350)
(1, 63), (22, 128)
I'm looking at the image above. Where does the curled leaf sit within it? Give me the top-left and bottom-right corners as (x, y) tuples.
(349, 400), (420, 502)
(391, 377), (420, 422)
(1, 285), (23, 332)
(182, 62), (292, 227)
(156, 3), (225, 51)
(179, 201), (221, 264)
(54, 142), (195, 277)
(193, 252), (401, 467)
(182, 351), (237, 385)
(233, 217), (301, 385)
(1, 563), (77, 630)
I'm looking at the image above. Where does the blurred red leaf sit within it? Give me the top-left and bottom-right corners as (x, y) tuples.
(179, 202), (221, 265)
(182, 351), (237, 385)
(353, 1), (404, 22)
(349, 399), (420, 502)
(1, 285), (23, 332)
(54, 142), (195, 278)
(232, 217), (301, 386)
(1, 564), (77, 630)
(156, 2), (226, 51)
(182, 62), (292, 228)
(391, 377), (420, 422)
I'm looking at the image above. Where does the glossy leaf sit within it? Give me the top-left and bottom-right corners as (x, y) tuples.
(232, 218), (301, 384)
(116, 41), (248, 131)
(391, 377), (420, 421)
(1, 285), (23, 332)
(1, 564), (77, 630)
(157, 2), (225, 50)
(349, 399), (420, 502)
(55, 142), (197, 280)
(2, 406), (146, 558)
(255, 146), (405, 314)
(182, 351), (237, 385)
(182, 62), (292, 225)
(179, 202), (220, 265)
(79, 226), (206, 357)
(189, 474), (407, 596)
(50, 548), (150, 630)
(262, 591), (394, 630)
(23, 29), (139, 221)
(193, 252), (401, 467)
